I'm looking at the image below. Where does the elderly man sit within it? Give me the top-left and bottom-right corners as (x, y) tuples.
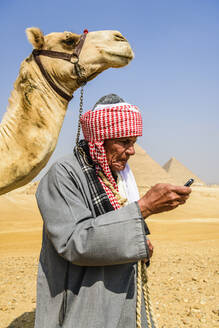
(35, 94), (191, 328)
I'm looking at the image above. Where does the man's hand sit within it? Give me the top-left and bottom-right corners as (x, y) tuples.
(147, 239), (153, 258)
(144, 239), (154, 263)
(138, 183), (192, 218)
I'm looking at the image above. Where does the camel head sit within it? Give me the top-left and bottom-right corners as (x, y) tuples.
(26, 28), (134, 99)
(0, 28), (134, 196)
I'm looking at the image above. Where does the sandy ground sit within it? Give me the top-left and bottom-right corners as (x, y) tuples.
(0, 186), (219, 328)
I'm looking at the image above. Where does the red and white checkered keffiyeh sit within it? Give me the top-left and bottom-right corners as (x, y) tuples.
(80, 103), (142, 209)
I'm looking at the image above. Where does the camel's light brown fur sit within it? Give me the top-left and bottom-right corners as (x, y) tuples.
(0, 28), (134, 195)
(26, 28), (44, 49)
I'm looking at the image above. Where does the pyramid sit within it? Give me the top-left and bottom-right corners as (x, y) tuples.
(129, 144), (177, 195)
(163, 157), (205, 186)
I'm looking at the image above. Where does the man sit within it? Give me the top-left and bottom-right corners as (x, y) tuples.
(35, 94), (191, 328)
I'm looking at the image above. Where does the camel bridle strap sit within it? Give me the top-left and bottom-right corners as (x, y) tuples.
(32, 30), (88, 102)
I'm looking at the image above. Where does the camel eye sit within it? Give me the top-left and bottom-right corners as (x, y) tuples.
(64, 38), (75, 46)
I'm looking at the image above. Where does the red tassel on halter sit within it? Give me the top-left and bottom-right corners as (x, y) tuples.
(83, 29), (88, 34)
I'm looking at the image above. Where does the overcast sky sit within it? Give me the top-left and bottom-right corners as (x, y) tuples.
(0, 0), (218, 184)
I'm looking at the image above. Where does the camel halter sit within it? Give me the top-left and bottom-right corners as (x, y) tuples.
(32, 29), (88, 102)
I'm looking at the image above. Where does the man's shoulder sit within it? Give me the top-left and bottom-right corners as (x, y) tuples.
(36, 153), (84, 196)
(53, 153), (76, 167)
(48, 153), (80, 175)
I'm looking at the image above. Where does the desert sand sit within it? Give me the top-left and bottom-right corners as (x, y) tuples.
(0, 164), (219, 327)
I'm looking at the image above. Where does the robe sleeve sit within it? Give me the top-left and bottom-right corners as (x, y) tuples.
(36, 160), (149, 266)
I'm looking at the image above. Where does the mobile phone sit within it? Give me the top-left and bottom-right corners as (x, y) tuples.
(184, 178), (194, 187)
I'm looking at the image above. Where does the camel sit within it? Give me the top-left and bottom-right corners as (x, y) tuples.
(0, 27), (134, 195)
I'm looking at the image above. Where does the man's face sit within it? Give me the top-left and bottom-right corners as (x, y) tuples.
(104, 136), (137, 173)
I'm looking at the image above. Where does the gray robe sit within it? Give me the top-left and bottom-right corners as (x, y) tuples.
(35, 153), (151, 328)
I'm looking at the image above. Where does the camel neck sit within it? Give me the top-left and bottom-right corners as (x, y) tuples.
(0, 58), (74, 194)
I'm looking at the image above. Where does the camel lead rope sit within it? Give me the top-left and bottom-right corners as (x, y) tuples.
(98, 171), (127, 206)
(137, 260), (159, 328)
(136, 261), (142, 328)
(142, 261), (159, 328)
(76, 83), (86, 145)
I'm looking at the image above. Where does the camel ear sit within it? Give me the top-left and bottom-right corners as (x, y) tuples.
(26, 27), (44, 49)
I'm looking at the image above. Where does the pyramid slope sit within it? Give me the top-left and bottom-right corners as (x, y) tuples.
(129, 144), (177, 194)
(163, 157), (205, 185)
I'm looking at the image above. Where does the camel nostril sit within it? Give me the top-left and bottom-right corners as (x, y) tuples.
(114, 33), (127, 42)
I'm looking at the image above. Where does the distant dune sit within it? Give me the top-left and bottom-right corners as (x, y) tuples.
(5, 181), (39, 196)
